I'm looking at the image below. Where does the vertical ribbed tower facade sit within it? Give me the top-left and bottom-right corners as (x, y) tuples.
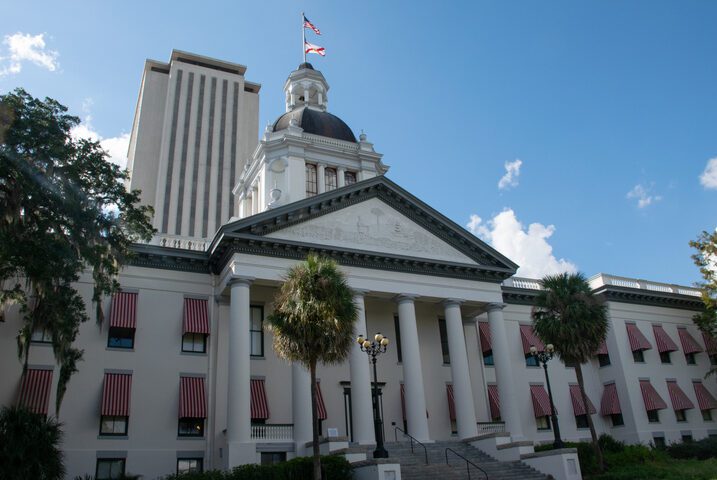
(126, 50), (260, 245)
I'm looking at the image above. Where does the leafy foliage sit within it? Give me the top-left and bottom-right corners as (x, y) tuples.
(161, 455), (353, 480)
(0, 89), (154, 412)
(532, 272), (609, 471)
(0, 406), (65, 480)
(268, 254), (357, 480)
(666, 436), (717, 460)
(689, 229), (717, 377)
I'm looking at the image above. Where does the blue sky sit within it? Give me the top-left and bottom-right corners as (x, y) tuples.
(2, 0), (716, 285)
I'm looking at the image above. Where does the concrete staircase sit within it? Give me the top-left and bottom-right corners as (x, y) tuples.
(348, 440), (549, 480)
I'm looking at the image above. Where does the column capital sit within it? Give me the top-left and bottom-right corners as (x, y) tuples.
(486, 302), (506, 313)
(442, 298), (465, 308)
(228, 276), (254, 288)
(352, 288), (370, 298)
(395, 293), (419, 304)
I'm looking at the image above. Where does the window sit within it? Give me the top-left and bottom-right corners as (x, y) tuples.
(702, 410), (713, 421)
(324, 167), (337, 191)
(536, 416), (551, 430)
(305, 163), (317, 196)
(450, 419), (457, 435)
(633, 350), (645, 363)
(393, 316), (402, 363)
(344, 171), (357, 185)
(31, 327), (51, 343)
(611, 413), (624, 427)
(96, 459), (125, 480)
(99, 415), (128, 436)
(675, 409), (687, 422)
(653, 436), (666, 449)
(182, 333), (206, 353)
(261, 452), (286, 465)
(525, 354), (539, 367)
(647, 410), (660, 423)
(483, 350), (494, 366)
(685, 352), (697, 365)
(438, 318), (450, 364)
(564, 359), (577, 368)
(178, 417), (204, 437)
(710, 354), (717, 366)
(681, 434), (693, 443)
(108, 327), (134, 349)
(575, 414), (589, 429)
(660, 351), (671, 364)
(177, 458), (203, 474)
(250, 306), (263, 357)
(598, 353), (611, 367)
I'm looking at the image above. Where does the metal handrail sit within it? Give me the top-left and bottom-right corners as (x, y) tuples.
(393, 425), (428, 464)
(445, 447), (488, 480)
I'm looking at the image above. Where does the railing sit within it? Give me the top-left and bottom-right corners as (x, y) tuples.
(477, 421), (506, 434)
(250, 423), (294, 441)
(155, 235), (208, 251)
(503, 277), (542, 290)
(588, 273), (701, 297)
(393, 425), (428, 464)
(445, 447), (488, 480)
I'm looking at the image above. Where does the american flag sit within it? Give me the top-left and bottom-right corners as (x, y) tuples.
(303, 15), (321, 35)
(304, 40), (326, 57)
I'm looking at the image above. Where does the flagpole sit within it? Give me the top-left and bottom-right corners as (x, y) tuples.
(301, 12), (306, 63)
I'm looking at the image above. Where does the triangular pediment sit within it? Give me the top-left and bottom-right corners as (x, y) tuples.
(211, 176), (518, 281)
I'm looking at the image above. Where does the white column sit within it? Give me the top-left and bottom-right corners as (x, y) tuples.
(349, 291), (376, 445)
(227, 278), (254, 466)
(337, 167), (346, 188)
(292, 362), (313, 453)
(443, 299), (478, 439)
(396, 294), (431, 442)
(317, 164), (326, 194)
(487, 303), (524, 439)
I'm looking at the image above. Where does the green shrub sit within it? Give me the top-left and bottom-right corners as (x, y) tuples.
(532, 441), (598, 474)
(666, 436), (717, 460)
(597, 434), (625, 454)
(604, 444), (661, 470)
(163, 455), (352, 480)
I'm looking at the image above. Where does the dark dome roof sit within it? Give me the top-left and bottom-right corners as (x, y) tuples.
(298, 62), (314, 70)
(272, 106), (357, 143)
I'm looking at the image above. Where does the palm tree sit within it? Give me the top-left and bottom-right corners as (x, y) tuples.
(532, 272), (608, 471)
(0, 406), (65, 480)
(268, 254), (358, 480)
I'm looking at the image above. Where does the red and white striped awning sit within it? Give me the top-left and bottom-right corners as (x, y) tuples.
(693, 382), (717, 411)
(478, 322), (492, 353)
(18, 368), (53, 415)
(600, 383), (622, 416)
(446, 385), (456, 421)
(678, 328), (703, 355)
(400, 384), (429, 421)
(179, 376), (206, 418)
(101, 373), (132, 417)
(703, 333), (717, 354)
(315, 382), (328, 421)
(626, 323), (652, 352)
(487, 384), (500, 420)
(530, 384), (553, 418)
(183, 298), (210, 335)
(250, 379), (270, 420)
(596, 340), (608, 355)
(639, 380), (667, 412)
(652, 325), (678, 353)
(569, 384), (597, 416)
(666, 380), (694, 411)
(520, 325), (544, 354)
(109, 292), (137, 329)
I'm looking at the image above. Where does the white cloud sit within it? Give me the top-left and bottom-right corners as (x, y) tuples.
(466, 209), (577, 278)
(700, 157), (717, 189)
(0, 32), (59, 77)
(626, 183), (661, 208)
(498, 159), (522, 190)
(70, 103), (129, 170)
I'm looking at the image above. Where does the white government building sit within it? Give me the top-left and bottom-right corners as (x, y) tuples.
(2, 50), (716, 479)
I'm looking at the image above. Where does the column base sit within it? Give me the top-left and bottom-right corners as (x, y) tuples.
(227, 441), (256, 468)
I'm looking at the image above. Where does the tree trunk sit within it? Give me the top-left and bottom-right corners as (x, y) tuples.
(575, 364), (604, 472)
(310, 361), (322, 480)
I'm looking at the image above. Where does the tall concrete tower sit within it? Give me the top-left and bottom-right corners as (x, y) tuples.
(126, 50), (260, 248)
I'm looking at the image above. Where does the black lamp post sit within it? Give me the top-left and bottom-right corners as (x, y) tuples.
(357, 332), (390, 458)
(530, 343), (564, 449)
